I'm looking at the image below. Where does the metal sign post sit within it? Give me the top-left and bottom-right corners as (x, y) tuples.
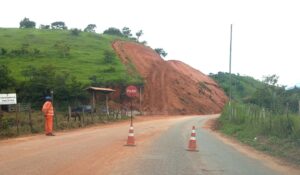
(130, 100), (133, 126)
(126, 85), (138, 126)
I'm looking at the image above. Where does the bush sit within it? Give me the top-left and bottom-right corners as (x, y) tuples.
(1, 117), (16, 129)
(0, 48), (7, 56)
(103, 51), (116, 64)
(70, 28), (81, 36)
(102, 66), (116, 73)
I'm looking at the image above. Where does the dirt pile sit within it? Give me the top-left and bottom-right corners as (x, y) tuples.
(112, 41), (228, 115)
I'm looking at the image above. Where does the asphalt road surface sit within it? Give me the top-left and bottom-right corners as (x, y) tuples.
(0, 115), (298, 175)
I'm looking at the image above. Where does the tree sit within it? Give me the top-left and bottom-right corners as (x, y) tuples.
(19, 65), (87, 108)
(262, 74), (279, 86)
(0, 65), (15, 92)
(154, 48), (168, 57)
(250, 74), (286, 113)
(136, 30), (143, 41)
(103, 27), (123, 37)
(54, 41), (70, 57)
(84, 24), (96, 32)
(19, 18), (36, 28)
(122, 27), (132, 38)
(141, 41), (147, 45)
(51, 21), (67, 30)
(70, 28), (81, 36)
(40, 24), (50, 29)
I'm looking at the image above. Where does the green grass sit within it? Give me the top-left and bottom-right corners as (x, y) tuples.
(0, 28), (141, 84)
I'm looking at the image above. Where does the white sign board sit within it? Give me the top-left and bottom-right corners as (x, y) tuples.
(0, 93), (17, 105)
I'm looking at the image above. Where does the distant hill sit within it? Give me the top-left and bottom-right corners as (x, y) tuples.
(209, 72), (264, 102)
(0, 28), (141, 85)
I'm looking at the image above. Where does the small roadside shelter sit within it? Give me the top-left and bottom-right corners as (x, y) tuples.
(85, 86), (115, 115)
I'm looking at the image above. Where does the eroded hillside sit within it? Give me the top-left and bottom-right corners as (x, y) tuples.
(113, 41), (228, 115)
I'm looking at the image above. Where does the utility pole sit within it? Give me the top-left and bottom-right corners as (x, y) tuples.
(229, 24), (233, 105)
(229, 24), (233, 119)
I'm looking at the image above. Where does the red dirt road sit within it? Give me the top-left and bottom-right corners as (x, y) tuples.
(0, 116), (190, 175)
(1, 115), (299, 175)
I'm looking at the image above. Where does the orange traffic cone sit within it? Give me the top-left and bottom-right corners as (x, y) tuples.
(187, 126), (198, 151)
(125, 125), (136, 146)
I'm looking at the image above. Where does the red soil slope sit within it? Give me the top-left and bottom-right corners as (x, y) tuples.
(112, 41), (228, 115)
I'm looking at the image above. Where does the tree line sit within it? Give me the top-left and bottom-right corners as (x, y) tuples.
(19, 18), (167, 57)
(212, 72), (300, 114)
(0, 64), (87, 110)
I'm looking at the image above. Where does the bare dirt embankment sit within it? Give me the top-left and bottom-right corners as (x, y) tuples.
(112, 41), (228, 115)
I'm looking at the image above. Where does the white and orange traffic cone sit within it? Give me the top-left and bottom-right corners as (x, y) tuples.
(125, 125), (136, 146)
(187, 126), (198, 152)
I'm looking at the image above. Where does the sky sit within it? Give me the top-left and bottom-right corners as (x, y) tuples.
(1, 0), (300, 87)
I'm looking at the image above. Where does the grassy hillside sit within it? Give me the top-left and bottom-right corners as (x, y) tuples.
(0, 28), (141, 84)
(210, 72), (264, 102)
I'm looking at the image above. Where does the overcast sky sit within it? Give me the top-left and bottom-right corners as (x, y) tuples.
(1, 0), (299, 87)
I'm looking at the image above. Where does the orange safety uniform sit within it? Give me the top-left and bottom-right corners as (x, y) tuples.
(42, 101), (54, 134)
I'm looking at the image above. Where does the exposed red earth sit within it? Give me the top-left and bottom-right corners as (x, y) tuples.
(112, 41), (228, 115)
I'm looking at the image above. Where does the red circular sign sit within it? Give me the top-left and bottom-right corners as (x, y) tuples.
(126, 85), (138, 98)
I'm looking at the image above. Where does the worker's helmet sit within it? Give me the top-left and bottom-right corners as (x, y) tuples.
(45, 96), (52, 101)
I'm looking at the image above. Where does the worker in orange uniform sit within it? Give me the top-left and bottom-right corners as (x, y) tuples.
(42, 96), (55, 136)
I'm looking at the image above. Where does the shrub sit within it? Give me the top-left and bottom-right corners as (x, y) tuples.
(70, 28), (81, 36)
(0, 48), (7, 56)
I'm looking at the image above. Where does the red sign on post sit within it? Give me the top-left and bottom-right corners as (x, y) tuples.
(126, 85), (138, 98)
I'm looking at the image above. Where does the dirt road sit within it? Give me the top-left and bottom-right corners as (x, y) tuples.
(0, 115), (299, 175)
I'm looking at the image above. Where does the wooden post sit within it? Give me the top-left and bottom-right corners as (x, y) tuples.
(286, 102), (292, 133)
(92, 91), (96, 113)
(0, 105), (2, 117)
(50, 91), (57, 127)
(82, 107), (85, 126)
(106, 95), (109, 116)
(286, 102), (289, 118)
(16, 103), (20, 135)
(298, 100), (300, 116)
(139, 86), (142, 115)
(28, 104), (33, 133)
(0, 105), (2, 127)
(68, 106), (71, 122)
(0, 105), (3, 129)
(91, 112), (94, 123)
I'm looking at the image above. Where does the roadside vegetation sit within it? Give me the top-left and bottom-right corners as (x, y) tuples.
(0, 110), (130, 139)
(211, 72), (300, 165)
